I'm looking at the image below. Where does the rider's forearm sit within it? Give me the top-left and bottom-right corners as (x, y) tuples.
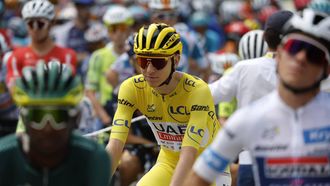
(170, 146), (197, 186)
(106, 138), (124, 175)
(85, 90), (111, 125)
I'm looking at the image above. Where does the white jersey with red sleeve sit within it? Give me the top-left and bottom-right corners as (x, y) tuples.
(6, 46), (77, 88)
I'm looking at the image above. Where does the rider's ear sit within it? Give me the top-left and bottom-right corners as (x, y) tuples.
(174, 53), (180, 65)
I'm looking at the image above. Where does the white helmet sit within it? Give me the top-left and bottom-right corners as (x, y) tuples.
(84, 22), (108, 43)
(283, 9), (330, 56)
(149, 0), (180, 10)
(308, 0), (330, 15)
(22, 0), (55, 20)
(103, 5), (133, 26)
(239, 30), (268, 60)
(208, 53), (240, 75)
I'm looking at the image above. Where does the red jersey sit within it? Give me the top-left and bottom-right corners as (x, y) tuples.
(6, 45), (77, 88)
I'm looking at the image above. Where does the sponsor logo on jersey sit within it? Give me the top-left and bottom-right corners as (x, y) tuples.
(113, 119), (129, 128)
(303, 126), (330, 144)
(183, 78), (196, 92)
(133, 76), (146, 89)
(208, 111), (216, 120)
(118, 99), (134, 107)
(169, 91), (177, 98)
(168, 105), (190, 123)
(147, 104), (156, 112)
(151, 89), (159, 97)
(191, 104), (209, 111)
(263, 157), (330, 178)
(261, 126), (280, 139)
(187, 125), (203, 145)
(151, 122), (186, 135)
(146, 115), (162, 120)
(255, 145), (288, 151)
(151, 122), (186, 143)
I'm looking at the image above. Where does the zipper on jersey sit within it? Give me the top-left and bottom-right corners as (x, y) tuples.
(291, 110), (302, 180)
(42, 168), (49, 186)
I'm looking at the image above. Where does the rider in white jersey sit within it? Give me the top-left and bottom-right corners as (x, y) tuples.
(208, 10), (293, 186)
(185, 9), (330, 186)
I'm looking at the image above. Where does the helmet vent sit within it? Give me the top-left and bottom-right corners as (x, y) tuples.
(159, 32), (173, 48)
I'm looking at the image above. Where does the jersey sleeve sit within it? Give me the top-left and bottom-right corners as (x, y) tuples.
(85, 52), (102, 91)
(5, 51), (20, 89)
(208, 66), (240, 104)
(109, 78), (137, 143)
(193, 107), (249, 183)
(181, 83), (218, 150)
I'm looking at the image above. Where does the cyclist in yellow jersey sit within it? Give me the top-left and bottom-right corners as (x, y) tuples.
(106, 23), (230, 186)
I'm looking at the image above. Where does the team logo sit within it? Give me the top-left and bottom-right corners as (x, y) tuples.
(133, 76), (146, 89)
(168, 105), (190, 123)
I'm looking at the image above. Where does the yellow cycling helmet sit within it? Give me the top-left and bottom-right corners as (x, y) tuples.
(12, 60), (83, 107)
(134, 23), (182, 56)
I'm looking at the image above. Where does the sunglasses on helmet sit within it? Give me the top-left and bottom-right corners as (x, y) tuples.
(282, 34), (329, 66)
(26, 19), (50, 30)
(21, 107), (78, 130)
(136, 55), (174, 70)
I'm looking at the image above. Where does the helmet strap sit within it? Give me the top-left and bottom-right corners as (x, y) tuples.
(158, 59), (176, 87)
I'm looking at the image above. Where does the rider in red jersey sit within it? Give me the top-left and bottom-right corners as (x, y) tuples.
(5, 0), (77, 90)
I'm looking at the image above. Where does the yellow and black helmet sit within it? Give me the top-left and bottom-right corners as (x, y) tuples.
(134, 23), (182, 56)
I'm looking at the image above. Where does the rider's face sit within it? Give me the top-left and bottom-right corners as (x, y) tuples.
(277, 34), (328, 89)
(138, 55), (174, 87)
(26, 18), (51, 43)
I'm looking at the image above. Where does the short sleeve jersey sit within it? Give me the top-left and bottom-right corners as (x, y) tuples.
(85, 43), (118, 105)
(5, 46), (77, 88)
(110, 73), (220, 163)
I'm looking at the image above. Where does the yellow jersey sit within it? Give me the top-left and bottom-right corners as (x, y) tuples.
(111, 73), (220, 164)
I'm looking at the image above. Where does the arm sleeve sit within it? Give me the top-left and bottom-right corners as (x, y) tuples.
(193, 108), (248, 183)
(182, 84), (216, 150)
(208, 66), (240, 104)
(109, 79), (137, 143)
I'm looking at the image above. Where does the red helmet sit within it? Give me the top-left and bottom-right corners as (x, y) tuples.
(258, 5), (279, 24)
(224, 21), (250, 37)
(294, 0), (311, 10)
